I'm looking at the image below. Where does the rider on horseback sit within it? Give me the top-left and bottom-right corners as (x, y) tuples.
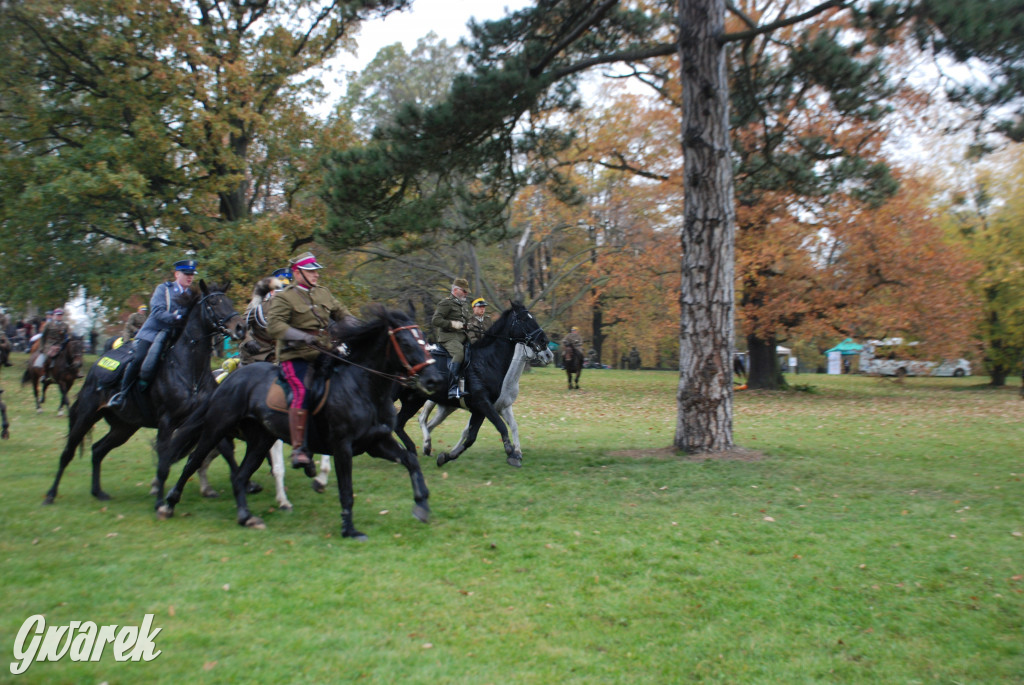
(34, 308), (70, 373)
(238, 268), (290, 366)
(122, 304), (148, 341)
(432, 278), (472, 399)
(467, 298), (490, 344)
(266, 252), (350, 470)
(561, 327), (583, 364)
(108, 259), (198, 410)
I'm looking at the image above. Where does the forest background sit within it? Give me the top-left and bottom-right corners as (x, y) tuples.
(2, 0), (1024, 396)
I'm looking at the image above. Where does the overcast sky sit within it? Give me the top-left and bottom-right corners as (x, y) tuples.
(339, 0), (532, 72)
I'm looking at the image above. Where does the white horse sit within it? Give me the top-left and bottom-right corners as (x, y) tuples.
(420, 342), (553, 458)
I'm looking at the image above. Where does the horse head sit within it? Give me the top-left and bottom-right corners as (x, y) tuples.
(505, 301), (551, 362)
(194, 280), (245, 341)
(328, 306), (443, 395)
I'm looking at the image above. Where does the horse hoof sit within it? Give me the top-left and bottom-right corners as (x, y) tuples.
(423, 445), (432, 456)
(246, 481), (263, 494)
(277, 502), (293, 511)
(42, 495), (55, 506)
(437, 453), (455, 468)
(343, 531), (369, 541)
(243, 517), (266, 529)
(311, 480), (326, 494)
(412, 504), (430, 523)
(201, 488), (219, 498)
(148, 485), (159, 496)
(156, 505), (174, 520)
(93, 491), (112, 501)
(506, 455), (522, 468)
(303, 462), (316, 478)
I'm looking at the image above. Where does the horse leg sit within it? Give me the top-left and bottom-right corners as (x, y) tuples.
(89, 422), (139, 501)
(231, 436), (275, 529)
(313, 454), (331, 494)
(332, 446), (366, 540)
(437, 411), (487, 467)
(500, 405), (523, 463)
(418, 401), (436, 456)
(566, 369), (572, 390)
(369, 436), (430, 524)
(268, 440), (293, 509)
(160, 430), (225, 518)
(422, 403), (455, 457)
(394, 394), (426, 456)
(44, 399), (99, 504)
(197, 449), (220, 497)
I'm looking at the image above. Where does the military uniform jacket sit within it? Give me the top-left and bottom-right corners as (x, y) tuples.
(266, 284), (350, 363)
(432, 295), (470, 347)
(40, 321), (69, 349)
(123, 312), (148, 340)
(466, 315), (489, 345)
(137, 281), (191, 343)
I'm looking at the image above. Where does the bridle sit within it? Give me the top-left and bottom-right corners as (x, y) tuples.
(197, 292), (241, 339)
(496, 308), (547, 353)
(386, 324), (435, 382)
(314, 321), (436, 387)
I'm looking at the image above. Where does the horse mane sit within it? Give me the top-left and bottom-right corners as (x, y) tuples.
(474, 301), (525, 349)
(327, 305), (412, 354)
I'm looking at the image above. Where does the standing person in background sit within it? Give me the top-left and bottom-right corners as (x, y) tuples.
(266, 252), (351, 469)
(432, 278), (471, 399)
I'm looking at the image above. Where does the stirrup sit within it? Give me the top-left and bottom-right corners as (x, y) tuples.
(107, 392), (126, 409)
(290, 450), (312, 469)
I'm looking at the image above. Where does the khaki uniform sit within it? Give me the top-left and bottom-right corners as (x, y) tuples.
(432, 294), (470, 363)
(122, 311), (148, 340)
(40, 321), (69, 353)
(266, 284), (350, 363)
(466, 315), (490, 345)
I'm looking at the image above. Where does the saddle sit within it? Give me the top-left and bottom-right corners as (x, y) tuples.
(265, 369), (330, 415)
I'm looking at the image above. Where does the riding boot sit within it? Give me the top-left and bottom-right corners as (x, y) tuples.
(288, 407), (311, 468)
(447, 361), (462, 399)
(108, 349), (142, 410)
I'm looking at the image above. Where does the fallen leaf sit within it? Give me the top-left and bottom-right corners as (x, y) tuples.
(763, 516), (775, 522)
(203, 661), (217, 671)
(222, 584), (230, 591)
(168, 606), (176, 617)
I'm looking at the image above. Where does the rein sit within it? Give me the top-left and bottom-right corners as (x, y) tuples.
(311, 323), (435, 386)
(184, 292), (240, 346)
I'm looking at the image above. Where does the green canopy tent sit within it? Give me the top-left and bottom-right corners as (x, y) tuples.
(825, 338), (863, 374)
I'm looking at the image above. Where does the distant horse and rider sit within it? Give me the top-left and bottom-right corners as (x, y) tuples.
(23, 333), (85, 415)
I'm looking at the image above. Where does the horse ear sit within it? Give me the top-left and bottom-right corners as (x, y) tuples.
(199, 279), (209, 295)
(223, 280), (231, 292)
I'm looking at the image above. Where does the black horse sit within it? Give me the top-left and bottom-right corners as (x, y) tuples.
(159, 307), (443, 540)
(562, 344), (583, 390)
(394, 301), (549, 468)
(23, 335), (85, 415)
(43, 281), (245, 505)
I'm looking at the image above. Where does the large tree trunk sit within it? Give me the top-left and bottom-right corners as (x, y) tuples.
(746, 334), (782, 390)
(674, 0), (735, 453)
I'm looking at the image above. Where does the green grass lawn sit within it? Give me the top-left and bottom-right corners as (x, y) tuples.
(1, 356), (1022, 684)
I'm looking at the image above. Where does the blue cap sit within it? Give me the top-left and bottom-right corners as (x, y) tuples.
(174, 259), (198, 274)
(272, 268), (292, 280)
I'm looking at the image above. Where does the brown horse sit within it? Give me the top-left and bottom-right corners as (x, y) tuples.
(23, 335), (85, 415)
(562, 344), (583, 390)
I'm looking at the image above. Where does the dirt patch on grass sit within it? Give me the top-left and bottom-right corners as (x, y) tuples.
(609, 446), (767, 461)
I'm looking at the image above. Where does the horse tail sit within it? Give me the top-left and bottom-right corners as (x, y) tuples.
(21, 362), (32, 386)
